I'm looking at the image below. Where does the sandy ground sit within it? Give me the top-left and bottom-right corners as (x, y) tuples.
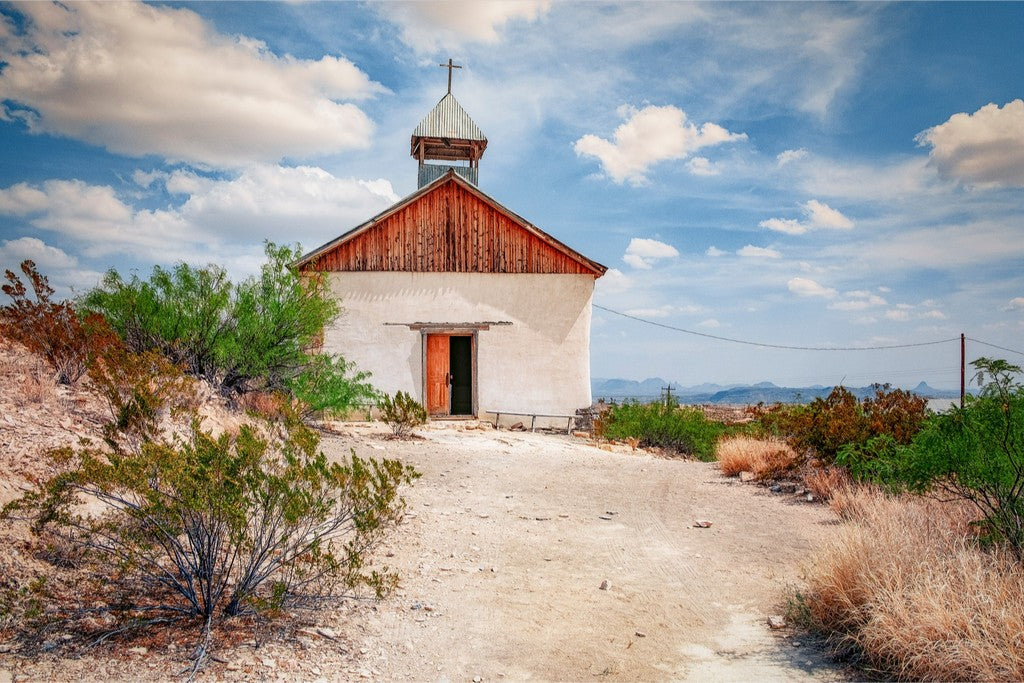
(316, 422), (845, 682)
(0, 371), (848, 682)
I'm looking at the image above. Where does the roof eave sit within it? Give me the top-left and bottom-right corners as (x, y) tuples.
(295, 170), (608, 277)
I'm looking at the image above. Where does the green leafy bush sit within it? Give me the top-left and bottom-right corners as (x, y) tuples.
(4, 412), (418, 624)
(602, 401), (723, 460)
(81, 242), (360, 403)
(886, 358), (1024, 558)
(378, 391), (427, 437)
(287, 354), (378, 418)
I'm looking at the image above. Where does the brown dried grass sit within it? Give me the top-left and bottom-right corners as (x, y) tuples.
(800, 486), (1024, 680)
(802, 466), (852, 502)
(716, 435), (800, 480)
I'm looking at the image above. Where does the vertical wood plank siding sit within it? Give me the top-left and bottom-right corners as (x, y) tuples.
(307, 182), (598, 275)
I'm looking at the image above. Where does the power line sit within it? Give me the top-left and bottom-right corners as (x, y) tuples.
(594, 303), (961, 352)
(966, 337), (1024, 358)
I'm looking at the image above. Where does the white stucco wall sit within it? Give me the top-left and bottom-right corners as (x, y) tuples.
(322, 272), (595, 421)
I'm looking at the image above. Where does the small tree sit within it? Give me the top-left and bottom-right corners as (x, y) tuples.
(378, 391), (427, 437)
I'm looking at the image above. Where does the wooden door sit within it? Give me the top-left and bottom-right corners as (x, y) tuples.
(425, 334), (450, 415)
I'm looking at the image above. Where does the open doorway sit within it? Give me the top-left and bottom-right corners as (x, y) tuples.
(425, 333), (474, 417)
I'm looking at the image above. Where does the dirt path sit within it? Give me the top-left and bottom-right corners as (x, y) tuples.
(0, 419), (847, 682)
(322, 423), (845, 682)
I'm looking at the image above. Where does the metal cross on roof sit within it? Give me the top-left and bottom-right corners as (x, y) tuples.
(439, 58), (462, 94)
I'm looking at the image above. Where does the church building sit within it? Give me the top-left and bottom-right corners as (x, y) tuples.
(295, 65), (606, 424)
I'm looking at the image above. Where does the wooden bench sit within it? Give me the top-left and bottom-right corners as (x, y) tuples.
(487, 410), (577, 434)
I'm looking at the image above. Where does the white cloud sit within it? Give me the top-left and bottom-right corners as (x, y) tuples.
(1008, 297), (1024, 311)
(574, 105), (746, 185)
(0, 236), (77, 271)
(594, 267), (632, 294)
(705, 246), (725, 257)
(169, 165), (399, 243)
(803, 199), (853, 229)
(0, 2), (383, 168)
(760, 199), (853, 234)
(777, 148), (808, 166)
(822, 219), (1024, 271)
(696, 318), (720, 329)
(759, 218), (806, 235)
(915, 99), (1024, 188)
(884, 309), (911, 321)
(622, 303), (702, 319)
(738, 245), (781, 259)
(624, 305), (676, 319)
(787, 277), (836, 298)
(0, 167), (398, 269)
(0, 237), (104, 295)
(828, 291), (886, 311)
(623, 237), (679, 269)
(0, 183), (49, 214)
(921, 309), (947, 320)
(687, 157), (719, 176)
(381, 1), (550, 53)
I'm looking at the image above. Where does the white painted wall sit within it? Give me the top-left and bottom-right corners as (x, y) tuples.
(322, 272), (595, 423)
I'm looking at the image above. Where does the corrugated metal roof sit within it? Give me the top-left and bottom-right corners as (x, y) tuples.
(412, 93), (486, 141)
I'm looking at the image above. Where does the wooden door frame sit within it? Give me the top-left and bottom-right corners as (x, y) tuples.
(420, 329), (478, 418)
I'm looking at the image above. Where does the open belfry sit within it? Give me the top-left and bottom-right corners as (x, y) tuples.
(297, 61), (606, 424)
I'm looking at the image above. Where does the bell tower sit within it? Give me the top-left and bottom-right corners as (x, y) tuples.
(410, 59), (488, 188)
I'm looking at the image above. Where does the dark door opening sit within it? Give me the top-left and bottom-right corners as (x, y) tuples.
(449, 335), (473, 416)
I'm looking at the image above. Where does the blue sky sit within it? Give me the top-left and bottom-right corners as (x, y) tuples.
(1, 1), (1022, 389)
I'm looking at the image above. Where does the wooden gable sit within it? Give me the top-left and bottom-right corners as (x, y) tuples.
(296, 171), (606, 277)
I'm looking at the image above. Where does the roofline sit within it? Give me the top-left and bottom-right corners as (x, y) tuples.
(294, 170), (607, 277)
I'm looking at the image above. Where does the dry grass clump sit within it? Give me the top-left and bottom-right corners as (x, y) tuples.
(802, 466), (851, 502)
(797, 486), (1024, 680)
(716, 435), (800, 479)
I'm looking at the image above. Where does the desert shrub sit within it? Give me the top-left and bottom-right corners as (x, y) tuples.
(796, 487), (1024, 680)
(716, 436), (800, 479)
(287, 354), (378, 418)
(834, 434), (903, 483)
(378, 390), (427, 437)
(756, 384), (928, 464)
(883, 358), (1024, 558)
(219, 243), (339, 393)
(87, 343), (194, 454)
(1, 259), (116, 384)
(82, 257), (232, 382)
(602, 401), (723, 460)
(862, 384), (928, 444)
(81, 242), (365, 404)
(4, 412), (418, 628)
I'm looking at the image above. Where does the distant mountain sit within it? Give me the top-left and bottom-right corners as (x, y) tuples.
(591, 377), (964, 405)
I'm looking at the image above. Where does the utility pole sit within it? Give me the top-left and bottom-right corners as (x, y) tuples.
(960, 332), (965, 409)
(662, 384), (674, 407)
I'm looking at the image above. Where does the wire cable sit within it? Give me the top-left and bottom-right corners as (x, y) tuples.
(594, 303), (961, 352)
(966, 337), (1024, 357)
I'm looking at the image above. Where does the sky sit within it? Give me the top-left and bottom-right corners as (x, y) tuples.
(1, 1), (1023, 390)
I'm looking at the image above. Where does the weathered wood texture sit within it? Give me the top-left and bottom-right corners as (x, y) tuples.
(302, 178), (602, 276)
